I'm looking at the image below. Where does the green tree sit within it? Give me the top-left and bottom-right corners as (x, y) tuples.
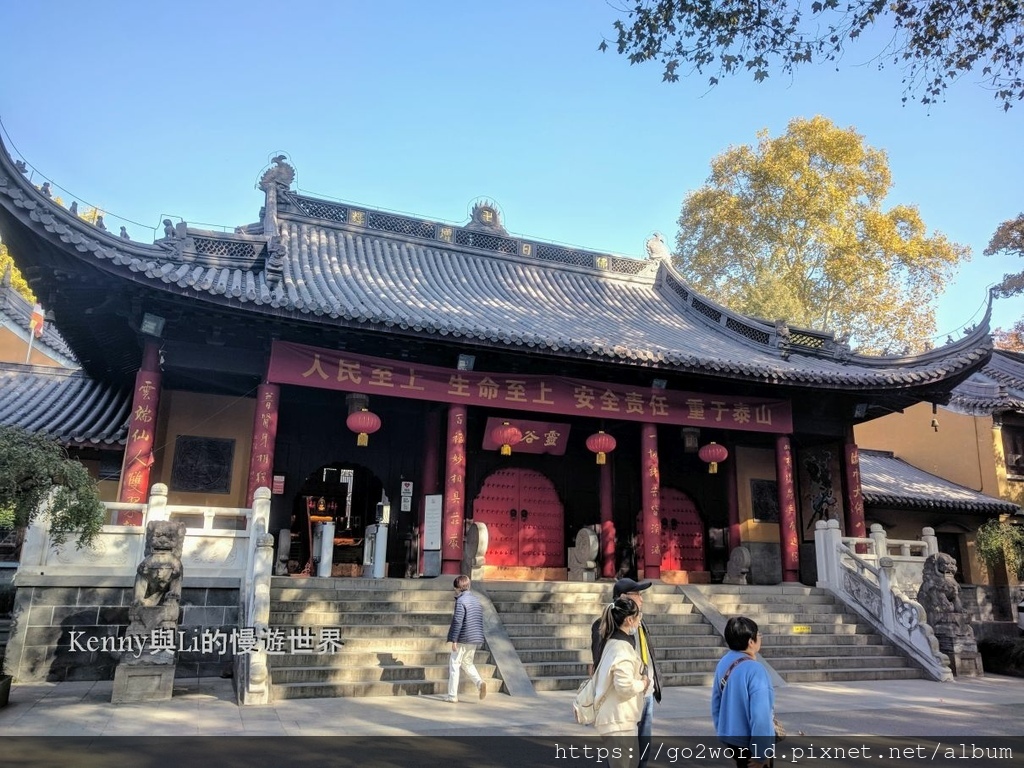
(673, 116), (968, 353)
(0, 240), (35, 303)
(974, 517), (1024, 580)
(602, 1), (1024, 110)
(985, 213), (1024, 297)
(0, 425), (104, 548)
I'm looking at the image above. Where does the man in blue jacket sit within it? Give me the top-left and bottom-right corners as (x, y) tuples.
(445, 574), (487, 703)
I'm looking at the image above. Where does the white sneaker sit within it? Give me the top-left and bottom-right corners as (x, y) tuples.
(443, 696), (458, 703)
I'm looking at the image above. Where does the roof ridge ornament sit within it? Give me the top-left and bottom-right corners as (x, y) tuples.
(465, 199), (507, 235)
(258, 153), (295, 239)
(644, 232), (670, 261)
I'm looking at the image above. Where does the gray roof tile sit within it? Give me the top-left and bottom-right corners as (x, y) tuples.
(0, 363), (129, 447)
(860, 449), (1020, 516)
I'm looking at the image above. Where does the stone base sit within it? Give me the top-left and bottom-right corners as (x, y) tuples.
(661, 570), (711, 585)
(949, 651), (985, 677)
(482, 566), (567, 581)
(330, 563), (362, 578)
(111, 663), (176, 704)
(568, 568), (597, 582)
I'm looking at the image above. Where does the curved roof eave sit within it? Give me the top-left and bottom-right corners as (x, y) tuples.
(0, 136), (993, 393)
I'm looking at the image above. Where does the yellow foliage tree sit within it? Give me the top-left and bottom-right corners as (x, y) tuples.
(674, 116), (969, 354)
(0, 240), (35, 302)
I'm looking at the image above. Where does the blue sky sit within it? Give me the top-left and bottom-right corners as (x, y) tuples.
(2, 1), (1021, 342)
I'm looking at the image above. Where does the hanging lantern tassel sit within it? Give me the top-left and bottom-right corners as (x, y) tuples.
(346, 407), (382, 447)
(698, 441), (729, 474)
(586, 430), (617, 465)
(490, 420), (523, 456)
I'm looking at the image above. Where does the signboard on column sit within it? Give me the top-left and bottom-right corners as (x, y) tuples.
(423, 494), (443, 577)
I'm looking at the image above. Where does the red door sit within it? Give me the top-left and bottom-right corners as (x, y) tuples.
(660, 487), (705, 571)
(472, 468), (565, 567)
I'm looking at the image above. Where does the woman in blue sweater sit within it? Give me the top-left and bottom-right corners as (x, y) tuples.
(711, 616), (775, 768)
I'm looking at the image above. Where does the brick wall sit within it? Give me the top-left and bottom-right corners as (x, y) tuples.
(3, 577), (239, 682)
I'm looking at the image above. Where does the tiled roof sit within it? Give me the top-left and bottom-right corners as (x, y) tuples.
(0, 273), (77, 364)
(859, 449), (1020, 516)
(0, 141), (993, 390)
(0, 363), (129, 447)
(947, 350), (1024, 415)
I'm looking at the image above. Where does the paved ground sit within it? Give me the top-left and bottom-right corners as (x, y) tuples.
(2, 673), (1022, 737)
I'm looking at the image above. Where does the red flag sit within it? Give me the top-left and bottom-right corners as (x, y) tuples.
(30, 303), (45, 338)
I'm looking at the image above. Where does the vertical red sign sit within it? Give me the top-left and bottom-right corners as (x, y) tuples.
(640, 424), (661, 580)
(776, 435), (800, 582)
(843, 443), (866, 539)
(442, 405), (467, 574)
(117, 343), (161, 522)
(246, 383), (280, 506)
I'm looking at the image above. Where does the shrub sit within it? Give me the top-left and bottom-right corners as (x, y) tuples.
(978, 637), (1024, 677)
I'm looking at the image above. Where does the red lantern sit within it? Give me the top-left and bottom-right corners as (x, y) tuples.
(491, 420), (522, 456)
(346, 408), (381, 447)
(585, 430), (617, 465)
(698, 441), (728, 474)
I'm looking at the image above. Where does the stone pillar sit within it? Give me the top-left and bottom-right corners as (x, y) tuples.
(843, 441), (867, 539)
(117, 342), (162, 521)
(246, 383), (280, 507)
(442, 404), (467, 575)
(640, 423), (662, 580)
(775, 435), (800, 583)
(599, 461), (616, 579)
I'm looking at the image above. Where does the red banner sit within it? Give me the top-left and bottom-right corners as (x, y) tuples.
(268, 341), (793, 433)
(481, 417), (570, 455)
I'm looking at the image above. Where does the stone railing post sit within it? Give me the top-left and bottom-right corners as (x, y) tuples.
(236, 486), (273, 705)
(317, 520), (335, 578)
(877, 556), (896, 631)
(869, 523), (887, 560)
(144, 483), (169, 524)
(921, 527), (938, 557)
(815, 519), (842, 588)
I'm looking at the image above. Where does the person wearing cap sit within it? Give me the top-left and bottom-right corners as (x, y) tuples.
(591, 577), (661, 768)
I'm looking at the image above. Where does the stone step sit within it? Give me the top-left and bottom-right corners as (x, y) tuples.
(487, 601), (695, 615)
(268, 610), (451, 626)
(270, 662), (498, 684)
(762, 643), (898, 657)
(768, 655), (912, 671)
(271, 599), (456, 613)
(760, 633), (887, 647)
(268, 648), (477, 667)
(708, 612), (864, 624)
(288, 624), (449, 639)
(705, 594), (838, 607)
(778, 667), (924, 683)
(692, 585), (827, 596)
(271, 678), (496, 700)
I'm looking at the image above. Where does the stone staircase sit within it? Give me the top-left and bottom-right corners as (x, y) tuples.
(267, 577), (502, 700)
(688, 584), (927, 682)
(484, 581), (722, 691)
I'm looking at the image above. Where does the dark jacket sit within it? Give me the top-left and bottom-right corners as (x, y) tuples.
(448, 589), (485, 644)
(591, 616), (661, 703)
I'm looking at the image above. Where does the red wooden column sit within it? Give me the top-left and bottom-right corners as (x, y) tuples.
(246, 383), (280, 506)
(640, 423), (662, 580)
(419, 408), (442, 574)
(726, 455), (741, 551)
(117, 342), (162, 522)
(442, 404), (467, 575)
(599, 461), (616, 579)
(775, 435), (800, 582)
(843, 441), (867, 539)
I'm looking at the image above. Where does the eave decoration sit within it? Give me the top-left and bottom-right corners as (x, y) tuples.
(585, 430), (617, 465)
(698, 441), (728, 474)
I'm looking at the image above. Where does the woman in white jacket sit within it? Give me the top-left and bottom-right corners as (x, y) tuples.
(594, 596), (650, 768)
